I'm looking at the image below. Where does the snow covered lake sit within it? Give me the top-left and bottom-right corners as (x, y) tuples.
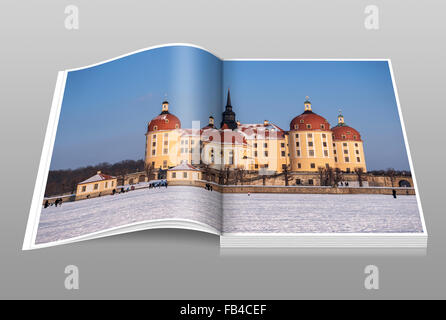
(223, 193), (423, 233)
(35, 186), (424, 245)
(36, 186), (222, 244)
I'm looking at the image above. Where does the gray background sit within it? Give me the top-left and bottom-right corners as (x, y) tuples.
(0, 0), (445, 299)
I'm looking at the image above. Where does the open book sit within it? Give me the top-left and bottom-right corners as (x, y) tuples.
(23, 44), (427, 250)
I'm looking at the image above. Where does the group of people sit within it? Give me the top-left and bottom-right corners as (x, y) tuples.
(43, 198), (63, 208)
(338, 181), (350, 187)
(149, 180), (168, 188)
(205, 183), (213, 191)
(112, 186), (136, 195)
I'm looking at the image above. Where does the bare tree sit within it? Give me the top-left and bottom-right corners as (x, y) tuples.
(333, 168), (343, 187)
(224, 166), (231, 185)
(385, 168), (396, 187)
(218, 170), (224, 185)
(318, 167), (326, 186)
(325, 166), (334, 186)
(235, 167), (247, 185)
(354, 167), (365, 187)
(144, 162), (155, 182)
(201, 164), (211, 181)
(283, 164), (293, 186)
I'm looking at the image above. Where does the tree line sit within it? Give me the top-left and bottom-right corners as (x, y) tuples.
(45, 159), (145, 197)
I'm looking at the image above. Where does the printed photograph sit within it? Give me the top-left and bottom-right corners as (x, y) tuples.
(25, 45), (425, 248)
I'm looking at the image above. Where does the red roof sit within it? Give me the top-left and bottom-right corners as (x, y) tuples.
(147, 113), (181, 132)
(201, 128), (247, 145)
(332, 125), (362, 141)
(238, 123), (286, 139)
(290, 111), (330, 131)
(78, 172), (116, 185)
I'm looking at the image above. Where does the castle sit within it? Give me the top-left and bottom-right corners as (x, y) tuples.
(144, 90), (367, 175)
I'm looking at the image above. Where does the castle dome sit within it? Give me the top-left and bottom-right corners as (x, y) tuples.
(147, 100), (181, 132)
(332, 125), (361, 141)
(331, 111), (361, 141)
(290, 111), (330, 131)
(290, 97), (331, 131)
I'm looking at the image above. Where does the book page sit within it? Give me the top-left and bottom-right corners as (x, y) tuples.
(218, 59), (426, 246)
(23, 44), (224, 249)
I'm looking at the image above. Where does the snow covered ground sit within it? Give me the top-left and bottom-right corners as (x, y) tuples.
(35, 187), (424, 245)
(36, 186), (222, 244)
(223, 193), (423, 233)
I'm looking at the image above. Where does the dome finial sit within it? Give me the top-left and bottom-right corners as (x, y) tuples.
(338, 109), (345, 125)
(161, 96), (169, 113)
(304, 96), (312, 111)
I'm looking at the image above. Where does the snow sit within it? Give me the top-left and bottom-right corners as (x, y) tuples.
(36, 186), (222, 244)
(223, 193), (423, 233)
(169, 163), (199, 171)
(78, 173), (115, 184)
(35, 187), (424, 245)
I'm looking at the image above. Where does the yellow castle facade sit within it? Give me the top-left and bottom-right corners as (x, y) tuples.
(145, 91), (367, 175)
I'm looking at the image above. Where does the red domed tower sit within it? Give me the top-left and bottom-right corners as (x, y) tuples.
(145, 100), (181, 171)
(147, 100), (181, 132)
(289, 97), (335, 172)
(332, 111), (367, 173)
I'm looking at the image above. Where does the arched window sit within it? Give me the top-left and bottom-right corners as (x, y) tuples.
(153, 125), (158, 130)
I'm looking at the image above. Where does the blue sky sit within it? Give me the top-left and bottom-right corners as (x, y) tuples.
(51, 45), (410, 171)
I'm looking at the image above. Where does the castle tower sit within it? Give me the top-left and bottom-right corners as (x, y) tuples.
(145, 99), (181, 171)
(332, 111), (367, 173)
(220, 89), (238, 130)
(288, 97), (335, 172)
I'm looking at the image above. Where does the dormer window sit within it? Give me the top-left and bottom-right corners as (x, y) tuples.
(306, 124), (312, 129)
(300, 119), (304, 124)
(153, 125), (158, 130)
(294, 124), (298, 130)
(175, 124), (179, 129)
(165, 119), (169, 123)
(342, 135), (346, 139)
(320, 124), (325, 129)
